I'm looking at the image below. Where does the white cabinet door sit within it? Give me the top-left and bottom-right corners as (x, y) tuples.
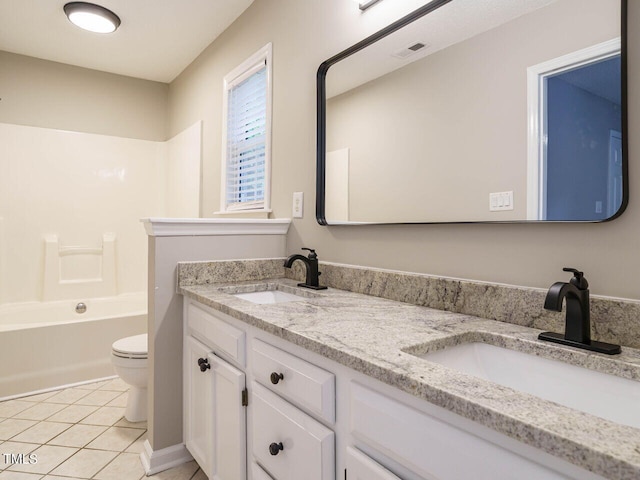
(184, 335), (247, 480)
(209, 352), (247, 480)
(184, 336), (214, 476)
(345, 447), (401, 480)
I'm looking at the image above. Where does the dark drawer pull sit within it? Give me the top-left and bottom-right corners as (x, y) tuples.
(269, 442), (284, 456)
(270, 372), (284, 384)
(198, 358), (210, 372)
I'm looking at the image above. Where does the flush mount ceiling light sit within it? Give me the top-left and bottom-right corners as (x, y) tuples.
(64, 2), (121, 33)
(358, 0), (383, 10)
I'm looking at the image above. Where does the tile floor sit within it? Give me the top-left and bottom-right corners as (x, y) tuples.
(0, 378), (206, 480)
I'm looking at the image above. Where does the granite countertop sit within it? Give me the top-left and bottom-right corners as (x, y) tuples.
(179, 278), (640, 480)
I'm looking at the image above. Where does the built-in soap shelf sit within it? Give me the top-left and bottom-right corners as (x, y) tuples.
(42, 233), (117, 300)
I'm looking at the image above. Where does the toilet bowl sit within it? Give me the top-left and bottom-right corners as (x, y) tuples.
(111, 333), (148, 422)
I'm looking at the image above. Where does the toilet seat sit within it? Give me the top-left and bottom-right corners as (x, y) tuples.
(112, 333), (147, 359)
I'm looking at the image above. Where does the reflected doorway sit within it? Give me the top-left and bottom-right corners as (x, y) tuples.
(527, 39), (622, 220)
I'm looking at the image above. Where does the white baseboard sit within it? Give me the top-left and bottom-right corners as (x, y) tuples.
(140, 439), (193, 476)
(0, 375), (117, 402)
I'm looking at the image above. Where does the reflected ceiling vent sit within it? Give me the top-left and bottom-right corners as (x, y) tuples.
(392, 42), (429, 59)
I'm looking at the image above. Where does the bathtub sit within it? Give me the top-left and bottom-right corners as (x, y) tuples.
(0, 293), (147, 399)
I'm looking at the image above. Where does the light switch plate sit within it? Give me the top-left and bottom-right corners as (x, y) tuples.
(293, 192), (304, 218)
(489, 191), (514, 211)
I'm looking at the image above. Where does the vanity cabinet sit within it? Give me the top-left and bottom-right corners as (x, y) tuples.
(183, 298), (336, 480)
(183, 301), (247, 480)
(183, 296), (606, 480)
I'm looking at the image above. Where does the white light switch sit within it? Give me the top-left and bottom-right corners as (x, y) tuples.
(489, 191), (514, 212)
(293, 192), (304, 218)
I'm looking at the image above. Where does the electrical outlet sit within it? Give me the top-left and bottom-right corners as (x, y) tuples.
(293, 192), (304, 218)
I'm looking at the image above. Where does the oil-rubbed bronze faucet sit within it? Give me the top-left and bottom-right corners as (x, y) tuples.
(538, 267), (621, 354)
(283, 248), (327, 290)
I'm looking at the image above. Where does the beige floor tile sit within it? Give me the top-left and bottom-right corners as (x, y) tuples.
(45, 405), (98, 425)
(8, 444), (77, 475)
(93, 452), (144, 480)
(47, 425), (107, 448)
(0, 441), (39, 471)
(0, 420), (38, 441)
(11, 423), (71, 445)
(21, 391), (57, 403)
(42, 476), (86, 480)
(78, 407), (125, 427)
(105, 392), (128, 408)
(113, 418), (146, 429)
(124, 432), (146, 454)
(74, 390), (120, 407)
(49, 449), (117, 478)
(0, 441), (39, 455)
(85, 427), (144, 452)
(98, 378), (129, 392)
(44, 389), (90, 406)
(13, 405), (66, 422)
(149, 460), (199, 480)
(0, 402), (33, 419)
(0, 471), (45, 479)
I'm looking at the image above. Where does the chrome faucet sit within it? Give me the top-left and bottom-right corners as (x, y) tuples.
(284, 248), (327, 290)
(538, 268), (620, 354)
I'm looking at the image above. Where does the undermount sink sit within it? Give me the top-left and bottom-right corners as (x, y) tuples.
(232, 288), (307, 305)
(417, 341), (640, 429)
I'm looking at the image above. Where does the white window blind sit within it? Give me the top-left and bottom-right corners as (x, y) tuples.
(222, 47), (271, 212)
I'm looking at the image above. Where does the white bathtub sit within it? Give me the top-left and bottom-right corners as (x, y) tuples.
(0, 293), (147, 398)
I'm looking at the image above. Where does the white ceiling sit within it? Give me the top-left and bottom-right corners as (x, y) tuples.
(328, 0), (558, 98)
(0, 0), (254, 83)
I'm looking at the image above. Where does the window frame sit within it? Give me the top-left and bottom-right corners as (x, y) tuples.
(220, 43), (273, 213)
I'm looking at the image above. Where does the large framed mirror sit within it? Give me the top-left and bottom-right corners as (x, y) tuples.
(317, 0), (627, 225)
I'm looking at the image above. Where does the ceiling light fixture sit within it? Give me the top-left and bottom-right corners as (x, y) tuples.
(64, 2), (121, 34)
(358, 0), (383, 11)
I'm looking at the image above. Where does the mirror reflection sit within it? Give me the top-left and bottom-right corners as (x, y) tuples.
(318, 0), (626, 224)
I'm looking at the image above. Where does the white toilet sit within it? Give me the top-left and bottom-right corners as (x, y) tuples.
(111, 333), (148, 422)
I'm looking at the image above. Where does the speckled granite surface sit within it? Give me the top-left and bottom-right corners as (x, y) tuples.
(177, 259), (640, 480)
(286, 261), (640, 350)
(177, 258), (285, 286)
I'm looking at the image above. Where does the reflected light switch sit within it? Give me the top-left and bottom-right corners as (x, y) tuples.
(489, 191), (514, 212)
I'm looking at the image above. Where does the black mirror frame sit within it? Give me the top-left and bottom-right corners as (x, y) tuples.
(316, 0), (628, 226)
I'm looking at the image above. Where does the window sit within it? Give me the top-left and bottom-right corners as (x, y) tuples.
(221, 43), (272, 212)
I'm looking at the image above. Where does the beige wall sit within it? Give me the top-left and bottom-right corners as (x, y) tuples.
(168, 0), (640, 300)
(0, 51), (168, 141)
(326, 0), (618, 222)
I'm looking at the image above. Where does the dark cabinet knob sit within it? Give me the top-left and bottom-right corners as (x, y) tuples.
(198, 358), (210, 372)
(269, 442), (284, 455)
(270, 372), (284, 384)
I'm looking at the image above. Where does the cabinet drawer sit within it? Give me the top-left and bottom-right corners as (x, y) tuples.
(345, 447), (401, 480)
(251, 462), (274, 480)
(252, 382), (334, 480)
(252, 339), (335, 423)
(186, 300), (246, 366)
(350, 382), (579, 480)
